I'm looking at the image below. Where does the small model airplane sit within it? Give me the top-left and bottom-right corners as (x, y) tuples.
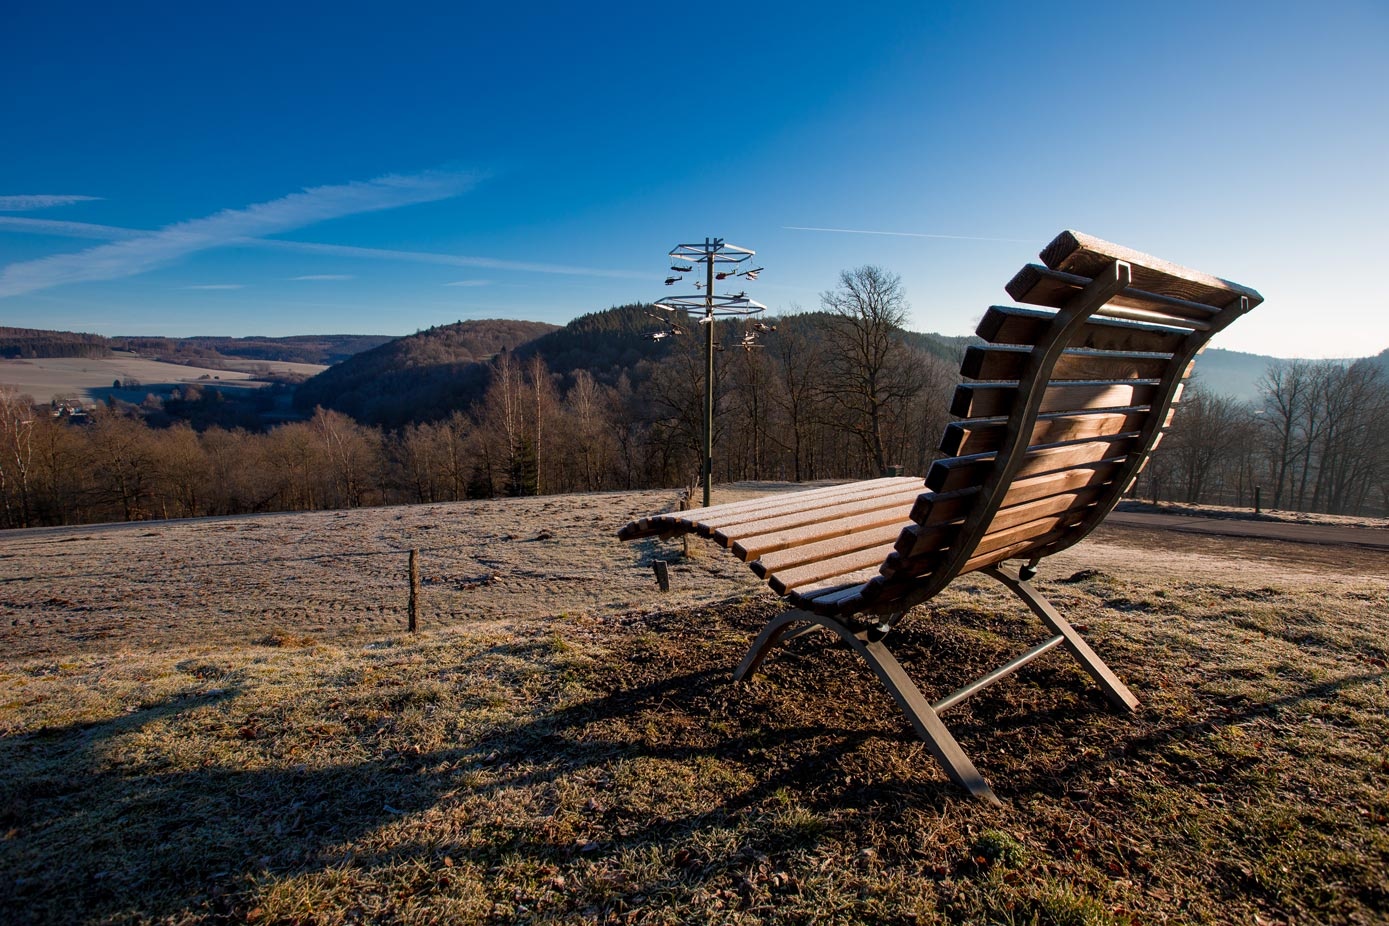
(670, 263), (693, 272)
(739, 267), (763, 280)
(751, 321), (777, 332)
(693, 280), (704, 289)
(649, 331), (670, 340)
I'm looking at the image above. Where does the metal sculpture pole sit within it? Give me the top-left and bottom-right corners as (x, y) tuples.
(703, 242), (715, 506)
(655, 238), (764, 507)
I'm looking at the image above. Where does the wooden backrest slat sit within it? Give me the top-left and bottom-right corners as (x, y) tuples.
(925, 434), (1142, 493)
(941, 408), (1162, 457)
(1037, 230), (1262, 308)
(1007, 265), (1221, 323)
(962, 345), (1173, 382)
(978, 305), (1189, 353)
(950, 380), (1183, 419)
(895, 483), (1109, 562)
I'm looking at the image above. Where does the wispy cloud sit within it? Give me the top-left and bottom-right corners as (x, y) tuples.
(783, 225), (1029, 243)
(184, 283), (245, 290)
(0, 194), (102, 211)
(0, 170), (477, 298)
(291, 273), (354, 281)
(0, 174), (646, 295)
(0, 216), (143, 240)
(444, 279), (490, 287)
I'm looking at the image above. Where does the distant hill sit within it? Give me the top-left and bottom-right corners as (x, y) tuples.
(514, 303), (673, 383)
(1190, 348), (1278, 402)
(0, 326), (111, 359)
(112, 334), (392, 366)
(293, 319), (559, 427)
(1366, 348), (1389, 377)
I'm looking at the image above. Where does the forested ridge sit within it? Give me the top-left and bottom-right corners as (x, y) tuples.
(292, 319), (559, 427)
(2, 274), (1387, 529)
(0, 327), (112, 359)
(111, 334), (394, 366)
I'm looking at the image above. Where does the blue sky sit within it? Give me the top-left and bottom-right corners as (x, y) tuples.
(2, 1), (1385, 358)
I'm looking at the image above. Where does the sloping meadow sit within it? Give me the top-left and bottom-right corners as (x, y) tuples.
(1, 494), (1386, 925)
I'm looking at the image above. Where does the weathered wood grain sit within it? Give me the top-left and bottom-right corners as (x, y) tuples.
(711, 486), (924, 545)
(732, 500), (922, 560)
(767, 543), (899, 595)
(752, 522), (906, 577)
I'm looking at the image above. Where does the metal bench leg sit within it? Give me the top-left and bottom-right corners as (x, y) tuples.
(734, 609), (1000, 805)
(984, 565), (1139, 712)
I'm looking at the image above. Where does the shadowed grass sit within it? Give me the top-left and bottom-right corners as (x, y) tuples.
(2, 567), (1386, 925)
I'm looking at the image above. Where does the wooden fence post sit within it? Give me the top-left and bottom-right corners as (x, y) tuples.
(408, 549), (419, 633)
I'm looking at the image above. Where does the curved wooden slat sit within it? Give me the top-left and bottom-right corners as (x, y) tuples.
(950, 380), (1181, 419)
(962, 345), (1173, 382)
(941, 408), (1158, 457)
(977, 305), (1189, 353)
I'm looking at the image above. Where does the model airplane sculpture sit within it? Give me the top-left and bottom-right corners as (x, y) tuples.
(670, 263), (693, 272)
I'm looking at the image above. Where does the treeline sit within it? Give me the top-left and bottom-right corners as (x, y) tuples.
(1144, 358), (1389, 516)
(2, 268), (1386, 529)
(0, 269), (961, 527)
(0, 327), (111, 360)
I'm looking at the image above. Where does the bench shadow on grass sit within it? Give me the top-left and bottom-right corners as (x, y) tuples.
(0, 637), (900, 924)
(5, 611), (1381, 924)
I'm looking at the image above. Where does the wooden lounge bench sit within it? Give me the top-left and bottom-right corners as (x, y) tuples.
(618, 231), (1262, 804)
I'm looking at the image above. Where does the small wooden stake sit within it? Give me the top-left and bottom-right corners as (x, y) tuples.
(653, 560), (670, 592)
(408, 549), (419, 632)
(679, 487), (692, 558)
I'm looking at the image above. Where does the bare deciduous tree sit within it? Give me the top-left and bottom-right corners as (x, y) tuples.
(820, 266), (922, 476)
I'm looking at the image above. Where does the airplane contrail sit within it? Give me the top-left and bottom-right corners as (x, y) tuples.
(782, 225), (1029, 243)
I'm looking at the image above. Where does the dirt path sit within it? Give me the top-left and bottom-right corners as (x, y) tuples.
(1107, 509), (1389, 550)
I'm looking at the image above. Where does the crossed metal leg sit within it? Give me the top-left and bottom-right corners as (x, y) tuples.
(733, 565), (1138, 804)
